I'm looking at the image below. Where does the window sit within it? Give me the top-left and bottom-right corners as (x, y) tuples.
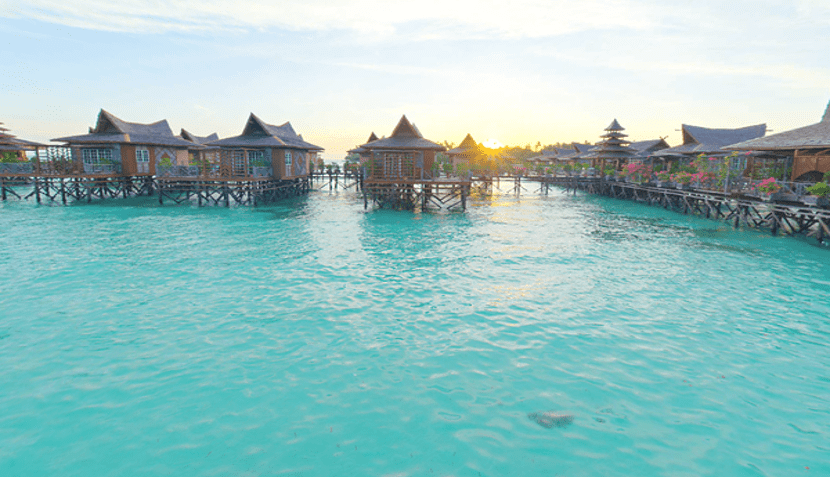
(285, 151), (292, 176)
(82, 148), (112, 165)
(232, 150), (246, 176)
(136, 148), (149, 163)
(731, 156), (747, 172)
(248, 150), (263, 166)
(136, 147), (150, 173)
(381, 152), (414, 178)
(247, 150), (264, 175)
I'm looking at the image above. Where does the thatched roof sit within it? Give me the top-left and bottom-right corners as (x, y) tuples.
(724, 102), (830, 151)
(347, 132), (380, 154)
(630, 138), (671, 158)
(180, 129), (219, 146)
(208, 113), (323, 151)
(362, 115), (446, 152)
(54, 109), (195, 148)
(447, 134), (479, 155)
(0, 123), (44, 150)
(660, 123), (766, 155)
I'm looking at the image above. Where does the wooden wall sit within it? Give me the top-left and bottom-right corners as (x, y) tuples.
(121, 145), (136, 175)
(793, 150), (830, 181)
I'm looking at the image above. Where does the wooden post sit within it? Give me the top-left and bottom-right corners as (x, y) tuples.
(35, 176), (41, 203)
(61, 178), (66, 204)
(1, 177), (5, 201)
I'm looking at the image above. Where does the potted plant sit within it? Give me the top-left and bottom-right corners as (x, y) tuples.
(442, 162), (453, 177)
(671, 171), (693, 190)
(755, 177), (782, 201)
(430, 160), (440, 179)
(655, 170), (672, 187)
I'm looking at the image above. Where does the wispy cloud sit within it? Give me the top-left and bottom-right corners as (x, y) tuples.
(2, 0), (660, 37)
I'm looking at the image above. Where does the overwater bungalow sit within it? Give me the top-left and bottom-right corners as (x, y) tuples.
(630, 138), (671, 160)
(0, 122), (42, 157)
(0, 122), (44, 175)
(446, 134), (480, 168)
(178, 129), (220, 175)
(348, 132), (379, 166)
(724, 101), (830, 182)
(362, 115), (445, 180)
(52, 109), (196, 176)
(207, 113), (322, 180)
(657, 123), (765, 160)
(562, 143), (599, 166)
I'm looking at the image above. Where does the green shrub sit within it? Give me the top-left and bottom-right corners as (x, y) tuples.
(806, 182), (830, 197)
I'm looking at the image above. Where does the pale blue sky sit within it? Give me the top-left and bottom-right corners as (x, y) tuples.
(3, 0), (829, 160)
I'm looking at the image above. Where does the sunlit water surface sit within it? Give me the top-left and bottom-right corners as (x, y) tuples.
(1, 189), (829, 476)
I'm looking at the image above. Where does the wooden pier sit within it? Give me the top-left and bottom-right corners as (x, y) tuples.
(362, 178), (471, 210)
(588, 179), (830, 244)
(156, 177), (309, 206)
(1, 172), (154, 204)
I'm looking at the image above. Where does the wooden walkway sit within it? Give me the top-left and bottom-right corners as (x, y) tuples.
(588, 179), (830, 244)
(4, 169), (829, 245)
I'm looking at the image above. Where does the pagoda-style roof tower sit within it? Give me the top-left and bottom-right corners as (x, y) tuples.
(595, 119), (636, 166)
(0, 122), (44, 153)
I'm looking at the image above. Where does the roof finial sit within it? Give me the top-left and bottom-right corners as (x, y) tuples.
(822, 98), (830, 123)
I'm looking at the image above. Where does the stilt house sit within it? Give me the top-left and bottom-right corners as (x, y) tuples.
(179, 129), (220, 175)
(53, 109), (195, 175)
(724, 101), (830, 182)
(207, 113), (323, 179)
(348, 132), (379, 166)
(0, 123), (43, 158)
(446, 134), (480, 168)
(363, 115), (446, 180)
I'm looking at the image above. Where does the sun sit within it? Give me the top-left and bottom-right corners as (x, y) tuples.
(482, 138), (504, 149)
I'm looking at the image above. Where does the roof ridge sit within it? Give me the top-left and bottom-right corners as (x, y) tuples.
(390, 115), (421, 138)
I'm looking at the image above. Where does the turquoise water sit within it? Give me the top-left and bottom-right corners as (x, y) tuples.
(1, 189), (829, 476)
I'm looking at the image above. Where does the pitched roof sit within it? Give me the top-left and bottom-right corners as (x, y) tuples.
(208, 113), (323, 150)
(660, 123), (766, 155)
(0, 123), (44, 149)
(347, 132), (381, 154)
(724, 103), (830, 151)
(447, 133), (479, 155)
(629, 138), (671, 157)
(605, 119), (624, 131)
(179, 129), (219, 146)
(53, 109), (195, 148)
(362, 115), (446, 151)
(630, 139), (669, 152)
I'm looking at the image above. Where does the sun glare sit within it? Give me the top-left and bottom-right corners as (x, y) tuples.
(482, 138), (503, 149)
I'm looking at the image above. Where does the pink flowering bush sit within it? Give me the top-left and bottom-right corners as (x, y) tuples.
(625, 163), (652, 182)
(671, 171), (694, 184)
(656, 170), (671, 181)
(755, 177), (781, 194)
